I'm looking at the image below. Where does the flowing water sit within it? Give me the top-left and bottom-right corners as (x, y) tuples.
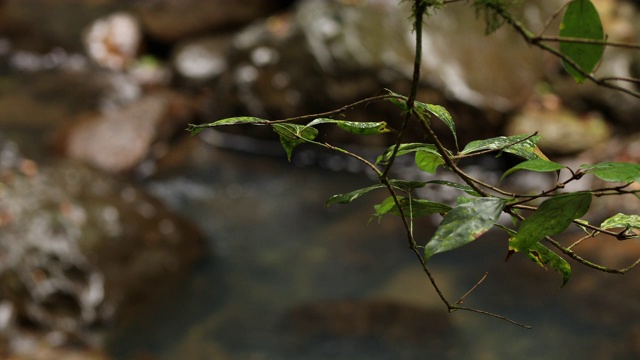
(106, 139), (640, 360)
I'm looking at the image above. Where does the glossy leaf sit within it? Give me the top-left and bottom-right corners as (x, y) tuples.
(414, 102), (458, 149)
(500, 159), (566, 181)
(601, 213), (640, 233)
(272, 124), (318, 161)
(186, 117), (268, 136)
(580, 162), (640, 183)
(387, 179), (479, 196)
(424, 197), (506, 261)
(384, 89), (410, 112)
(559, 0), (605, 83)
(385, 89), (457, 148)
(415, 151), (445, 174)
(307, 118), (393, 135)
(373, 196), (452, 220)
(388, 179), (431, 191)
(526, 243), (572, 287)
(424, 180), (481, 196)
(325, 184), (386, 207)
(376, 143), (445, 165)
(509, 192), (592, 252)
(461, 134), (548, 161)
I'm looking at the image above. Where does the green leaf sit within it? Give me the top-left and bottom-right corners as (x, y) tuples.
(384, 89), (409, 112)
(461, 134), (548, 161)
(373, 196), (452, 220)
(500, 159), (566, 181)
(414, 102), (458, 149)
(580, 162), (640, 183)
(386, 179), (479, 196)
(525, 243), (572, 287)
(559, 0), (605, 83)
(307, 118), (393, 135)
(415, 151), (445, 174)
(376, 143), (445, 165)
(424, 197), (506, 261)
(205, 117), (268, 126)
(272, 124), (318, 161)
(509, 192), (592, 253)
(186, 125), (202, 137)
(325, 184), (386, 207)
(388, 179), (431, 191)
(424, 180), (481, 196)
(372, 196), (397, 222)
(601, 213), (640, 235)
(186, 117), (269, 136)
(384, 89), (457, 148)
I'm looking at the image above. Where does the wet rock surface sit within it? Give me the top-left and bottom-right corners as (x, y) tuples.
(0, 136), (205, 355)
(59, 90), (194, 174)
(133, 0), (294, 43)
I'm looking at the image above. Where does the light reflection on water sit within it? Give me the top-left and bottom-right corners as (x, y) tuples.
(107, 146), (639, 360)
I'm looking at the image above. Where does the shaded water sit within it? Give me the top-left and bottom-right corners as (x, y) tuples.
(107, 141), (640, 360)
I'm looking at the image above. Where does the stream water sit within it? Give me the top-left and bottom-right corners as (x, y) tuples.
(106, 139), (639, 360)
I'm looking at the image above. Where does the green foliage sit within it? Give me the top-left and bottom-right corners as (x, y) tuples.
(601, 213), (640, 238)
(424, 197), (505, 261)
(272, 124), (318, 161)
(415, 151), (445, 173)
(461, 134), (548, 160)
(559, 0), (605, 83)
(526, 243), (572, 287)
(580, 162), (640, 183)
(509, 193), (592, 253)
(386, 90), (458, 148)
(307, 118), (393, 135)
(377, 143), (447, 165)
(373, 196), (452, 220)
(500, 159), (566, 181)
(186, 0), (640, 326)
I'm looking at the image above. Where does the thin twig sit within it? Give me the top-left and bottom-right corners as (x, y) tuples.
(451, 306), (532, 329)
(483, 2), (640, 99)
(600, 76), (640, 84)
(567, 233), (596, 250)
(536, 2), (570, 38)
(535, 35), (640, 50)
(455, 272), (489, 305)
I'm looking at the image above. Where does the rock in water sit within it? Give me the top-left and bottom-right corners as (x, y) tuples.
(0, 135), (206, 350)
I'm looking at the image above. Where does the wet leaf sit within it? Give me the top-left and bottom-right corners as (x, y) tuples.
(509, 192), (592, 253)
(384, 89), (409, 112)
(559, 0), (605, 83)
(376, 143), (445, 165)
(424, 197), (505, 261)
(325, 184), (387, 207)
(525, 243), (572, 287)
(601, 213), (640, 235)
(373, 196), (452, 220)
(580, 162), (640, 183)
(414, 102), (458, 149)
(388, 179), (431, 191)
(307, 118), (393, 135)
(415, 151), (445, 174)
(384, 89), (457, 148)
(272, 124), (318, 161)
(424, 180), (481, 196)
(500, 159), (566, 181)
(186, 117), (269, 136)
(461, 134), (547, 161)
